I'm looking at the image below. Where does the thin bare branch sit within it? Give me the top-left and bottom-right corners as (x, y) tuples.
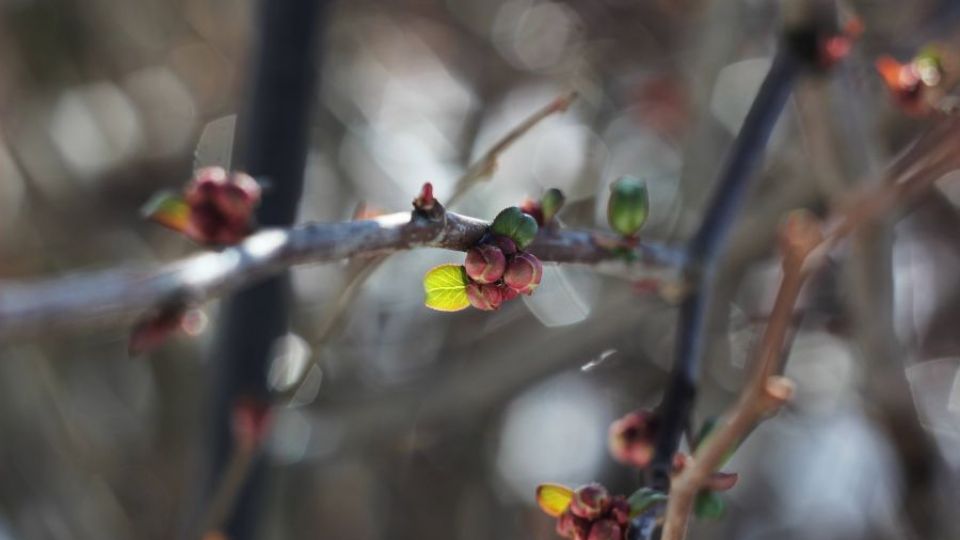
(660, 116), (960, 540)
(447, 91), (578, 206)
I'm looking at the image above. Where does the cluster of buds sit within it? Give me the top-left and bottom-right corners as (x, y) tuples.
(143, 166), (262, 247)
(538, 484), (631, 540)
(876, 46), (947, 116)
(463, 206), (544, 311)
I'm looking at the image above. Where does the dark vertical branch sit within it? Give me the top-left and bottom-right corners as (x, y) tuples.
(204, 1), (329, 538)
(649, 48), (800, 490)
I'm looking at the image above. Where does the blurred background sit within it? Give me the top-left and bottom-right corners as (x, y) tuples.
(2, 0), (960, 539)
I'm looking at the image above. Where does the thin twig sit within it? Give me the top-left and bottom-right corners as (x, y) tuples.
(660, 117), (960, 540)
(0, 211), (681, 339)
(650, 46), (801, 489)
(447, 91), (578, 206)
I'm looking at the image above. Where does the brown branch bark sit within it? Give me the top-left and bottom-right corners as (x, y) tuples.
(661, 116), (960, 540)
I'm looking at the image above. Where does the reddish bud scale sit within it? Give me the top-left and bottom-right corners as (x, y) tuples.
(586, 519), (622, 540)
(570, 484), (610, 520)
(466, 282), (503, 311)
(465, 244), (507, 284)
(504, 252), (543, 295)
(490, 235), (518, 256)
(184, 167), (261, 245)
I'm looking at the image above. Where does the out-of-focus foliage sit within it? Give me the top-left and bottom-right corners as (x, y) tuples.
(3, 0), (960, 539)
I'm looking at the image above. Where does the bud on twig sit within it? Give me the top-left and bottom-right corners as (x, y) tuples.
(184, 167), (262, 246)
(503, 252), (543, 295)
(464, 244), (507, 284)
(608, 409), (658, 469)
(569, 484), (610, 520)
(607, 176), (649, 238)
(491, 206), (539, 249)
(466, 282), (503, 311)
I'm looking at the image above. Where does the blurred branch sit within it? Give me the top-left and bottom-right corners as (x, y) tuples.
(661, 115), (960, 540)
(661, 212), (820, 540)
(0, 210), (681, 339)
(649, 45), (801, 490)
(446, 91), (578, 206)
(200, 0), (328, 538)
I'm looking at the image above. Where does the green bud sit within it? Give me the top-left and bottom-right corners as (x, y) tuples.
(540, 188), (566, 224)
(491, 206), (539, 249)
(607, 176), (649, 237)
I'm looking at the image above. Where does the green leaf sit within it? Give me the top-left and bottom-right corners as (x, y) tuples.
(627, 487), (668, 517)
(423, 264), (471, 312)
(536, 483), (574, 517)
(142, 191), (191, 232)
(694, 490), (726, 520)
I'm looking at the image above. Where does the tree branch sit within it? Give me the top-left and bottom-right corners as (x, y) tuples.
(660, 115), (960, 540)
(0, 210), (681, 339)
(649, 44), (801, 490)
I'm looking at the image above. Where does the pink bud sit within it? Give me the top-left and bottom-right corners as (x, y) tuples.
(466, 283), (503, 311)
(569, 484), (610, 520)
(608, 409), (658, 469)
(499, 283), (520, 302)
(464, 244), (506, 284)
(587, 519), (623, 540)
(608, 497), (630, 526)
(503, 252), (543, 295)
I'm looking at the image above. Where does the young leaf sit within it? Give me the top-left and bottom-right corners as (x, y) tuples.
(694, 490), (726, 520)
(536, 483), (574, 517)
(142, 191), (191, 233)
(627, 487), (668, 517)
(423, 264), (471, 312)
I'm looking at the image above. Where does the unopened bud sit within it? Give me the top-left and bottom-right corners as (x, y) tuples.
(608, 497), (630, 526)
(465, 244), (507, 284)
(569, 484), (610, 520)
(491, 206), (539, 249)
(490, 235), (518, 256)
(184, 167), (261, 245)
(607, 176), (649, 238)
(466, 283), (503, 311)
(556, 511), (590, 539)
(608, 409), (658, 468)
(520, 198), (544, 226)
(503, 252), (543, 295)
(586, 519), (622, 540)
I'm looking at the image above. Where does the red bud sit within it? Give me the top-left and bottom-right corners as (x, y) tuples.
(586, 519), (622, 540)
(183, 167), (261, 245)
(232, 397), (272, 450)
(490, 235), (518, 256)
(464, 244), (507, 284)
(569, 484), (610, 520)
(466, 283), (503, 311)
(503, 252), (543, 295)
(608, 497), (630, 526)
(556, 511), (590, 539)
